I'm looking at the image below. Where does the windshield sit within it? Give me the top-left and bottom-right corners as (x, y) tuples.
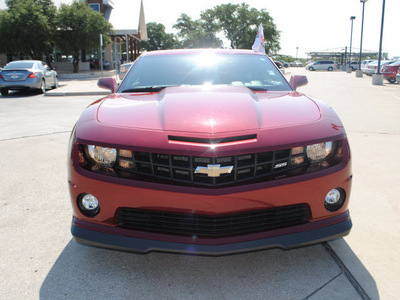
(4, 62), (35, 70)
(118, 53), (292, 92)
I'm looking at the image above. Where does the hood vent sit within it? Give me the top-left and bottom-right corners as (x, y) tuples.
(168, 134), (257, 145)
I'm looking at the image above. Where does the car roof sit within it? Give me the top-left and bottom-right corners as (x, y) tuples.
(389, 60), (400, 66)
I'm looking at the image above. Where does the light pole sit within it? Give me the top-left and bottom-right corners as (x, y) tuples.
(356, 0), (368, 77)
(372, 0), (386, 85)
(296, 47), (298, 60)
(347, 16), (356, 72)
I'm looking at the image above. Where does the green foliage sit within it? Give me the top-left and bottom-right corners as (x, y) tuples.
(140, 22), (180, 51)
(56, 1), (112, 72)
(172, 3), (280, 54)
(173, 14), (222, 48)
(0, 0), (57, 59)
(0, 0), (281, 70)
(56, 2), (112, 56)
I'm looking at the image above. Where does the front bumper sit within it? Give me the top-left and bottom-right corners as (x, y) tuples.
(383, 74), (395, 80)
(68, 137), (352, 255)
(72, 212), (351, 256)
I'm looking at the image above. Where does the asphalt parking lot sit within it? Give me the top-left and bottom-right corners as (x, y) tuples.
(0, 69), (399, 299)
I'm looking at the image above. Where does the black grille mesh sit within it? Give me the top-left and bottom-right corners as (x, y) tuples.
(80, 140), (343, 188)
(117, 204), (310, 237)
(115, 148), (307, 187)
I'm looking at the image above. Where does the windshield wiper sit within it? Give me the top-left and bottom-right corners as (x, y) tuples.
(120, 85), (174, 93)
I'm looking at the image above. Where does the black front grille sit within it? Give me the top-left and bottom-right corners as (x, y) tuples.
(80, 140), (343, 188)
(114, 148), (308, 187)
(117, 204), (310, 237)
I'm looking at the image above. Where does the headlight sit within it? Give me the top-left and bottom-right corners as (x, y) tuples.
(87, 145), (117, 167)
(306, 141), (333, 162)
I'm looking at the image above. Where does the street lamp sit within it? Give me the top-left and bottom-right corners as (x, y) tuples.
(372, 0), (386, 85)
(296, 47), (298, 59)
(347, 16), (356, 72)
(356, 0), (368, 77)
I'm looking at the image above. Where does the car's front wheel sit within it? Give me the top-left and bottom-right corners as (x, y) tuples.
(309, 67), (314, 71)
(52, 77), (58, 89)
(1, 88), (9, 96)
(388, 78), (396, 84)
(328, 67), (333, 71)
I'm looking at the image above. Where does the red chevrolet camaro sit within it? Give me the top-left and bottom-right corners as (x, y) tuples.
(68, 49), (352, 255)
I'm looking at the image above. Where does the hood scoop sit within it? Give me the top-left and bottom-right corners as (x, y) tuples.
(168, 134), (257, 146)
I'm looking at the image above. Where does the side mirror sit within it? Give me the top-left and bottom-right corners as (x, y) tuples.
(289, 75), (308, 91)
(97, 77), (117, 93)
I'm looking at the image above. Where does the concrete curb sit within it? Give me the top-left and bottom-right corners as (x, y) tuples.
(44, 91), (110, 97)
(58, 71), (117, 80)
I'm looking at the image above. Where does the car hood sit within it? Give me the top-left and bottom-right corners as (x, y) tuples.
(96, 85), (321, 134)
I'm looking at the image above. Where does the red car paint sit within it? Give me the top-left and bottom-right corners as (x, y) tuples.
(381, 61), (400, 83)
(68, 49), (352, 255)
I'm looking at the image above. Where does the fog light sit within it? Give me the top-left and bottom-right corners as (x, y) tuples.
(78, 193), (100, 216)
(325, 188), (345, 211)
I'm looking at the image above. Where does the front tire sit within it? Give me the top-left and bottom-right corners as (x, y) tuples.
(388, 78), (396, 84)
(309, 67), (314, 71)
(52, 77), (58, 89)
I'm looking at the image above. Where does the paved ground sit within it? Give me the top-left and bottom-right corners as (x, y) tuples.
(0, 69), (399, 299)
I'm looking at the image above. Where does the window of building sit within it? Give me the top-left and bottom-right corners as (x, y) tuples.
(89, 3), (100, 12)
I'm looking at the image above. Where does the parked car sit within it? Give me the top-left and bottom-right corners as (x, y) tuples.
(69, 49), (352, 255)
(274, 61), (282, 68)
(396, 68), (400, 83)
(305, 60), (337, 71)
(363, 60), (397, 75)
(280, 61), (289, 68)
(363, 60), (377, 75)
(0, 60), (58, 96)
(348, 61), (360, 71)
(380, 61), (400, 83)
(118, 62), (133, 80)
(293, 61), (303, 67)
(360, 60), (374, 73)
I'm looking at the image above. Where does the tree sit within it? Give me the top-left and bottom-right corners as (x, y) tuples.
(56, 2), (112, 73)
(172, 3), (280, 54)
(139, 22), (180, 51)
(173, 13), (222, 48)
(205, 3), (280, 54)
(0, 10), (13, 56)
(0, 0), (57, 64)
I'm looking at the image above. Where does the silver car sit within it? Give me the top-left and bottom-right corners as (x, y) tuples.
(363, 60), (397, 75)
(305, 60), (337, 71)
(0, 60), (58, 96)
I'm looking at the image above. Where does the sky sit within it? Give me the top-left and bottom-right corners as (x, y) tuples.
(1, 0), (399, 59)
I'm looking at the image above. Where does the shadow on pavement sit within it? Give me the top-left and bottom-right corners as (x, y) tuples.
(0, 90), (42, 98)
(39, 238), (378, 299)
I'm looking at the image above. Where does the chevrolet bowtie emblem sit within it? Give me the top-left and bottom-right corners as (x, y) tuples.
(195, 164), (234, 177)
